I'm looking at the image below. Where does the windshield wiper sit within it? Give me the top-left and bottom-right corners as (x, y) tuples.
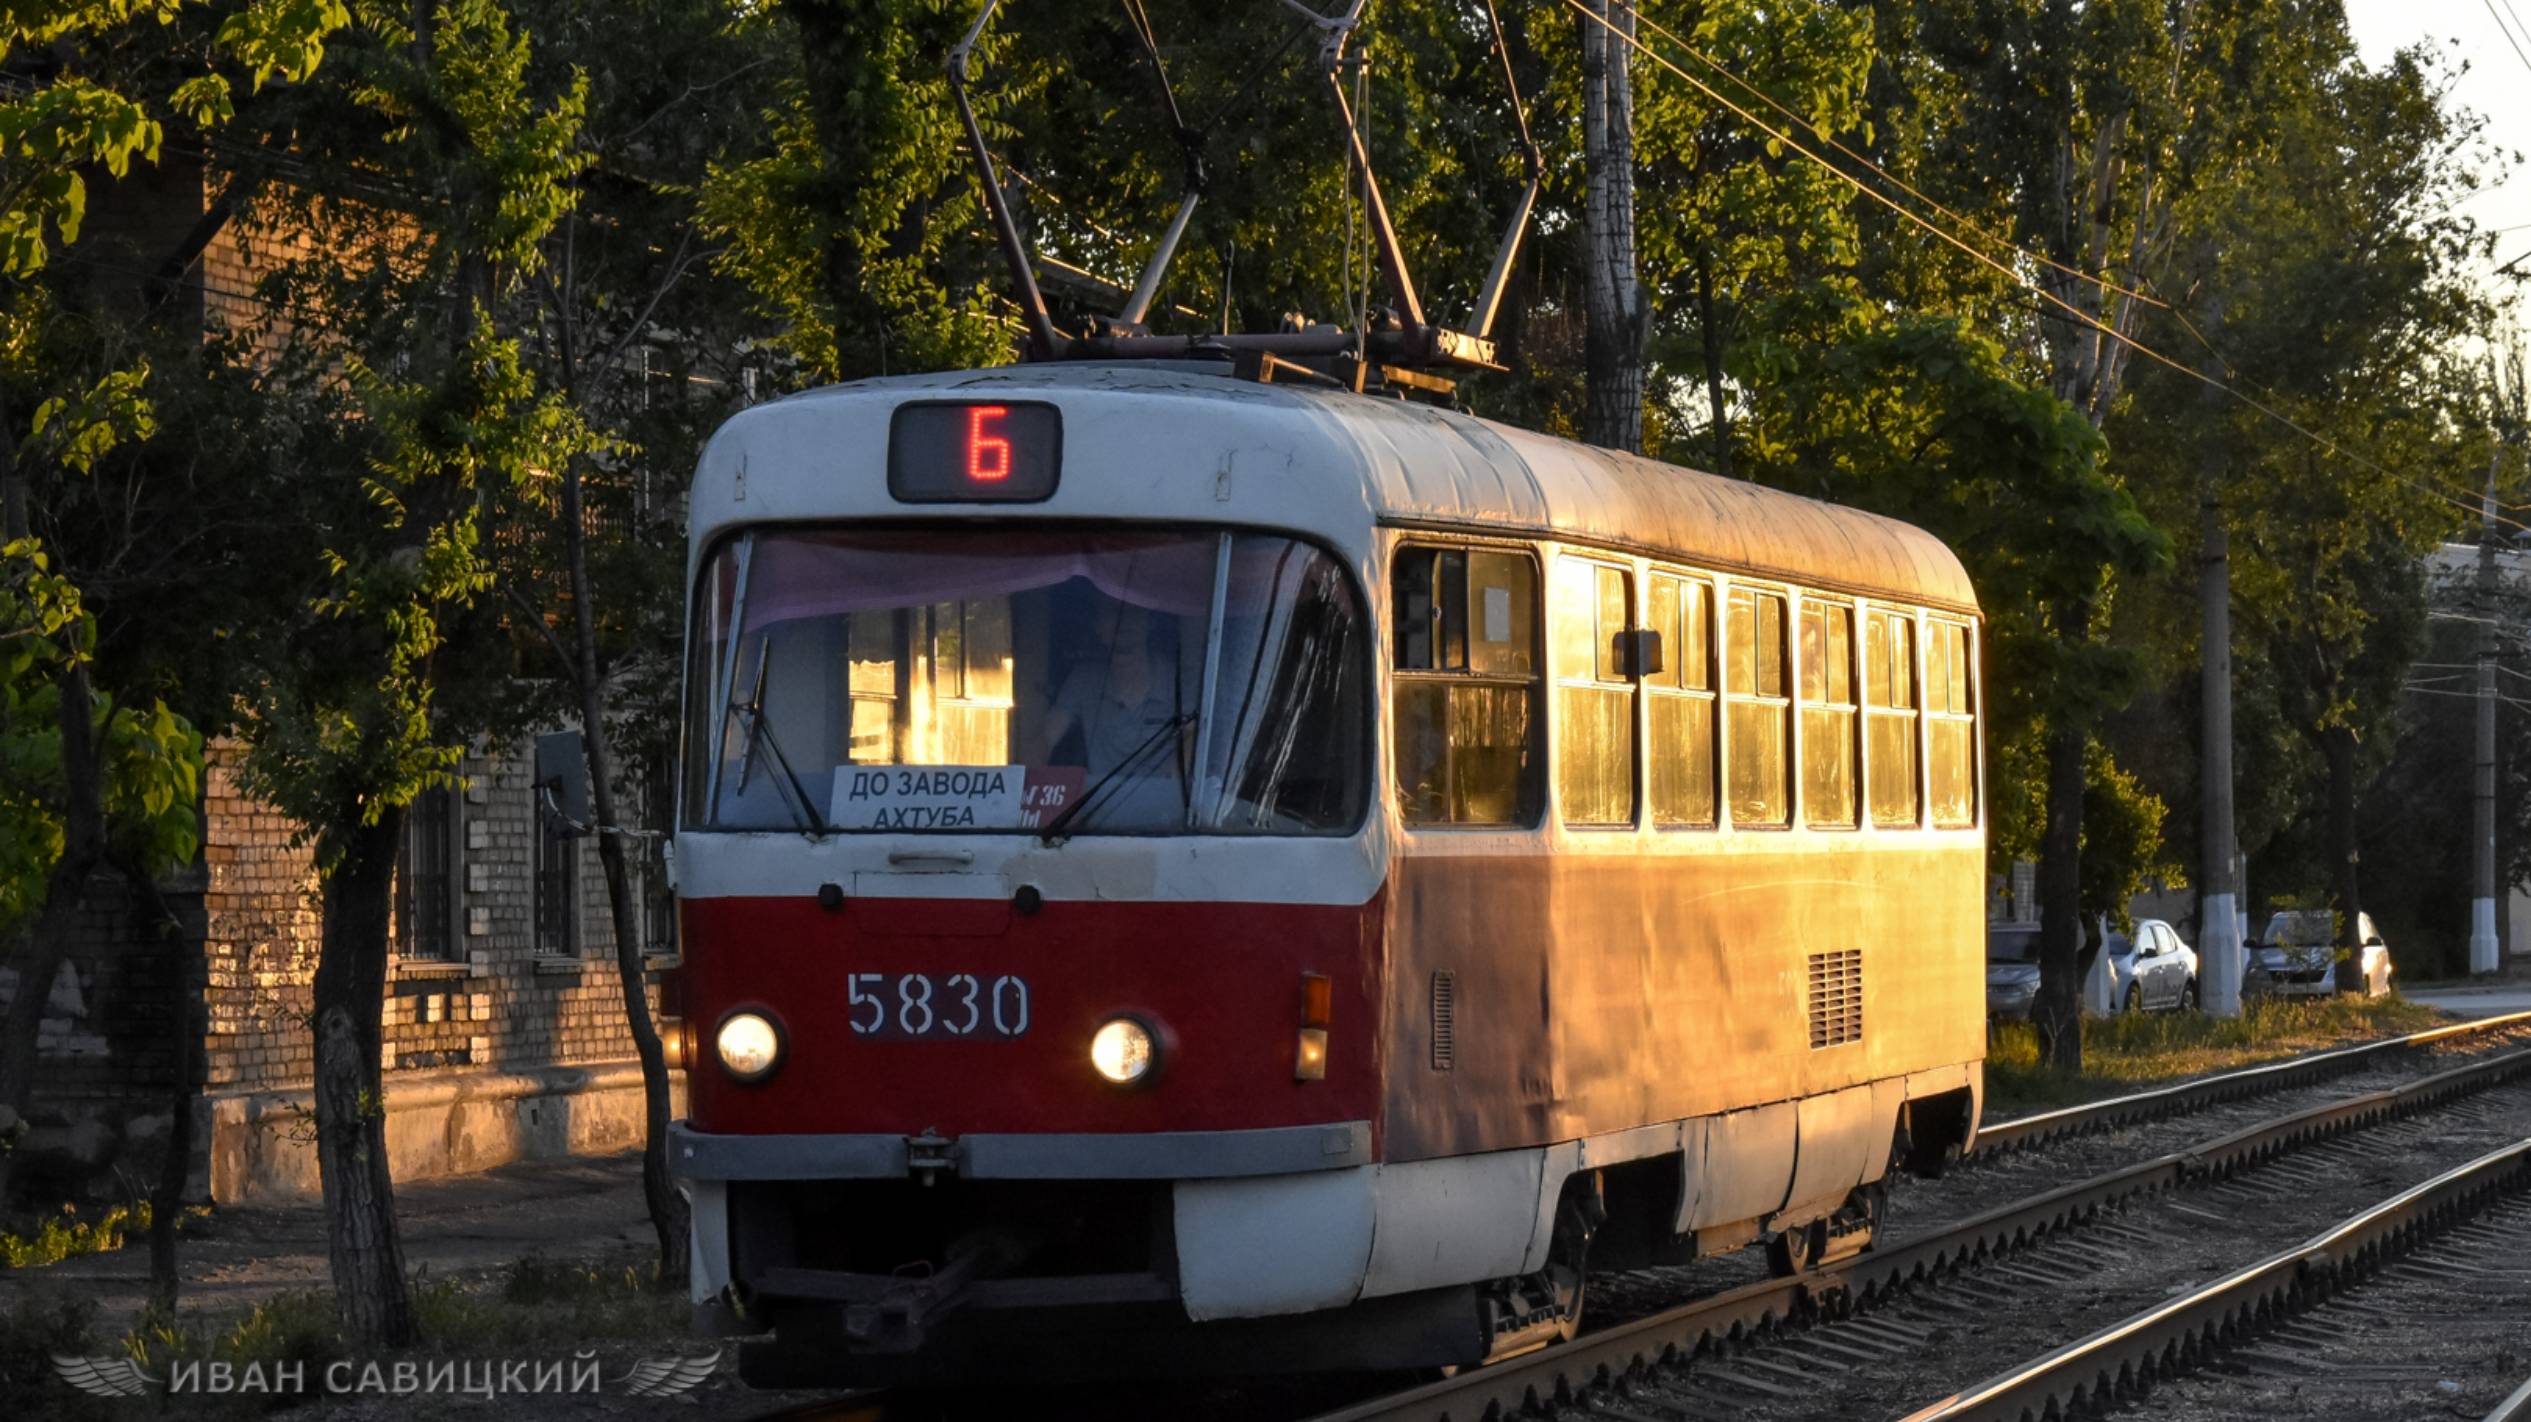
(726, 641), (830, 838)
(1038, 712), (1194, 845)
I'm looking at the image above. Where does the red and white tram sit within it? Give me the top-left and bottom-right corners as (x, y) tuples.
(667, 362), (1987, 1382)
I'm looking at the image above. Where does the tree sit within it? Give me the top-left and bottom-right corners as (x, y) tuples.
(225, 0), (594, 1345)
(1576, 0), (1643, 453)
(2114, 33), (2488, 989)
(0, 0), (344, 1211)
(507, 0), (783, 1285)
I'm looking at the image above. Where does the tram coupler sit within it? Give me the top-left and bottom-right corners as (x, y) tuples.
(841, 1225), (1035, 1354)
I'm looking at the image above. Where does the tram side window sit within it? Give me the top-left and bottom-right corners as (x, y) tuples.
(1800, 600), (1859, 828)
(1864, 609), (1921, 826)
(1646, 572), (1717, 826)
(1724, 587), (1790, 827)
(1393, 547), (1540, 825)
(1553, 557), (1636, 826)
(1926, 619), (1978, 827)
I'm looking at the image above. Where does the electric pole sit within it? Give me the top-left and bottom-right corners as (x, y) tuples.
(2198, 365), (2244, 1016)
(2474, 447), (2503, 976)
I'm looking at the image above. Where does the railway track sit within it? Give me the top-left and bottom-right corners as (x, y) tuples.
(742, 1012), (2531, 1422)
(1306, 1018), (2531, 1422)
(1899, 1141), (2531, 1421)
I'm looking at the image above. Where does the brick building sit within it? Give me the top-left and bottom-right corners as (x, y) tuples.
(7, 737), (680, 1205)
(2, 150), (685, 1207)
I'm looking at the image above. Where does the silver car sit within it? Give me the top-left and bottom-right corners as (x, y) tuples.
(2104, 918), (2198, 1012)
(2249, 910), (2393, 998)
(1987, 925), (2041, 1020)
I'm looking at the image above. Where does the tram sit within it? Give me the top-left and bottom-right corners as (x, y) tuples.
(665, 361), (1987, 1383)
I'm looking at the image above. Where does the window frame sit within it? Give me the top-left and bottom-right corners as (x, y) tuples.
(1862, 603), (1925, 830)
(679, 521), (1379, 839)
(1924, 614), (1981, 830)
(1552, 553), (1640, 829)
(1797, 594), (1862, 831)
(1721, 580), (1795, 830)
(1645, 567), (1720, 830)
(393, 785), (462, 962)
(532, 785), (580, 958)
(1390, 537), (1547, 831)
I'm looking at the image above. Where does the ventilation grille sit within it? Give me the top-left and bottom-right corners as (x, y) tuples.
(1430, 971), (1456, 1070)
(1807, 950), (1864, 1049)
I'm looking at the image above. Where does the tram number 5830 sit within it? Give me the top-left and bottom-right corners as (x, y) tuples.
(847, 972), (1029, 1040)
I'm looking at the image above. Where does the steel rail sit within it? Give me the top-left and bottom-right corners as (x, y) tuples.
(1898, 1137), (2531, 1421)
(2489, 1373), (2531, 1422)
(1972, 1008), (2531, 1158)
(1302, 1043), (2531, 1422)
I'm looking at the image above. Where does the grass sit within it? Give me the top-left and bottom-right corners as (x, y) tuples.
(0, 1201), (152, 1270)
(1983, 993), (2453, 1118)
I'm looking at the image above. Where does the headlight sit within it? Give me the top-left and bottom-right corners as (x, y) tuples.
(1090, 1017), (1156, 1085)
(715, 1011), (783, 1082)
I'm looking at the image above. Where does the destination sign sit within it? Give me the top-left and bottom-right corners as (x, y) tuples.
(830, 765), (1088, 831)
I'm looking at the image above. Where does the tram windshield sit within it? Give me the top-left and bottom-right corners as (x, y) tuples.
(683, 527), (1369, 835)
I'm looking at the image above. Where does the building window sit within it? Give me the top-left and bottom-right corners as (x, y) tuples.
(1799, 599), (1858, 828)
(1927, 619), (1979, 828)
(394, 787), (457, 959)
(1865, 609), (1921, 827)
(534, 788), (578, 956)
(1724, 586), (1790, 827)
(1646, 571), (1717, 827)
(1554, 557), (1636, 826)
(1393, 546), (1540, 826)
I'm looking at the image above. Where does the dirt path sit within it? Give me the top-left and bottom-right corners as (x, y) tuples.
(0, 1153), (656, 1328)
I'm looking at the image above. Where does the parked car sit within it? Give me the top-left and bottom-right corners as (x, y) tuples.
(2103, 918), (2198, 1013)
(2248, 910), (2392, 998)
(1986, 924), (2041, 1020)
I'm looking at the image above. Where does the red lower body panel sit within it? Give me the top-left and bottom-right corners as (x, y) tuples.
(680, 892), (1385, 1141)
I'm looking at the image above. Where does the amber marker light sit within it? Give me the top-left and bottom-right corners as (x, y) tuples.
(1296, 972), (1331, 1081)
(1091, 1017), (1157, 1086)
(715, 1011), (783, 1083)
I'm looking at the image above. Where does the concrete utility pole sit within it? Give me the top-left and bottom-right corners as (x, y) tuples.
(2474, 448), (2503, 976)
(2199, 468), (2244, 1016)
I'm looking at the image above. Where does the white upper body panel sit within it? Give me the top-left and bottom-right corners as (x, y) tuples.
(686, 363), (1978, 616)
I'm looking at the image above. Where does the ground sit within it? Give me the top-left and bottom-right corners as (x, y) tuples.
(3, 987), (2521, 1418)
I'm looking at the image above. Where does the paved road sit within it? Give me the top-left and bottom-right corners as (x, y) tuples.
(2410, 986), (2531, 1019)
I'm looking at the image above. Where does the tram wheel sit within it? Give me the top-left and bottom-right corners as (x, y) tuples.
(1766, 1218), (1825, 1276)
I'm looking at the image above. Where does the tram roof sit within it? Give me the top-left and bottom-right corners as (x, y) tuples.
(721, 364), (1980, 615)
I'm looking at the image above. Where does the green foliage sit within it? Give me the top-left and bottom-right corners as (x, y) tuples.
(0, 0), (348, 274)
(0, 539), (201, 930)
(0, 1200), (151, 1269)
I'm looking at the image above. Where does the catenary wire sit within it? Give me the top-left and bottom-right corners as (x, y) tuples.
(1607, 0), (2173, 315)
(1563, 0), (2531, 538)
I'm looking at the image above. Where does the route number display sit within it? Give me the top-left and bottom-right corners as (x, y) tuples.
(887, 401), (1061, 502)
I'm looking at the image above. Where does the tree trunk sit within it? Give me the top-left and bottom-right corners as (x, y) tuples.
(2034, 602), (2094, 1071)
(561, 457), (690, 1285)
(311, 808), (416, 1347)
(0, 659), (105, 1206)
(119, 852), (197, 1314)
(1695, 255), (1733, 477)
(1578, 0), (1645, 455)
(2324, 724), (2365, 994)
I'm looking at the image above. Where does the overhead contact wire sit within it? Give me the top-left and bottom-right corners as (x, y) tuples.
(1564, 0), (2531, 538)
